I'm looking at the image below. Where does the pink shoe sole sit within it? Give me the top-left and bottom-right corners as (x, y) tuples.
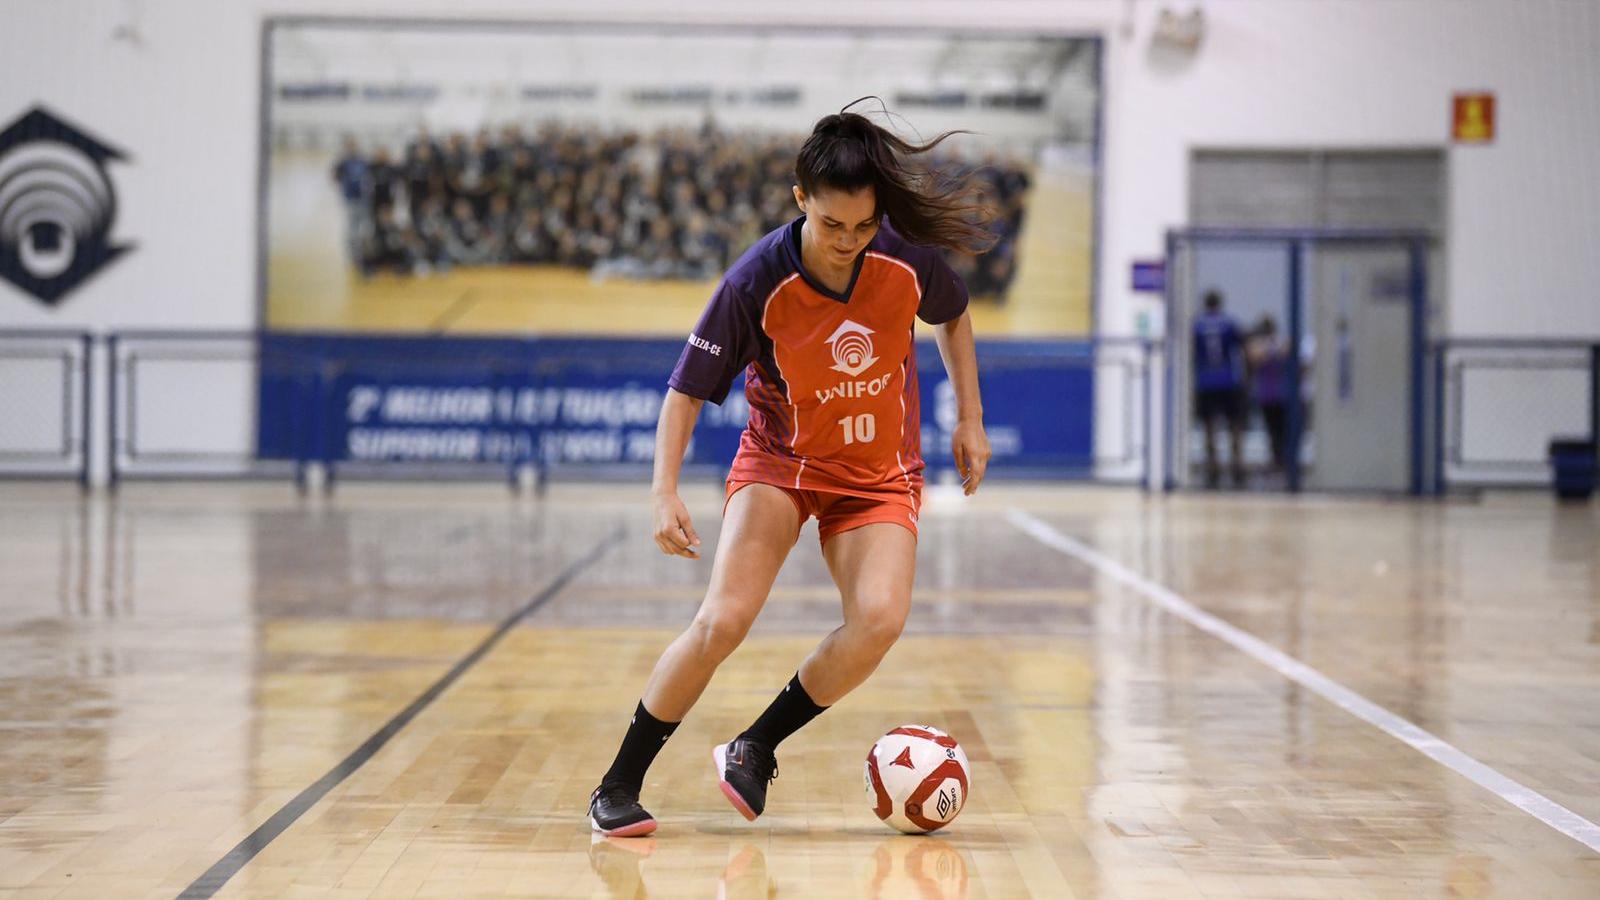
(718, 778), (759, 822)
(712, 743), (759, 821)
(591, 816), (658, 837)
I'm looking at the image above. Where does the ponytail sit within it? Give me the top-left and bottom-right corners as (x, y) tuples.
(794, 99), (997, 254)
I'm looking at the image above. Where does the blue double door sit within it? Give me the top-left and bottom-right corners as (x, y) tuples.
(1173, 232), (1427, 493)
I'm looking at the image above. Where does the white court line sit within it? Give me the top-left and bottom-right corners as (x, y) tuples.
(1005, 508), (1600, 855)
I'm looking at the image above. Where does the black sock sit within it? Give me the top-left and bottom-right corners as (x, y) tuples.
(601, 701), (679, 794)
(738, 673), (828, 749)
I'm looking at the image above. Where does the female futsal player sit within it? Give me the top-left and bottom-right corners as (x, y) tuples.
(589, 105), (994, 836)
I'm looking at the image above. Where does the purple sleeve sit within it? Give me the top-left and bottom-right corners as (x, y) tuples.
(914, 250), (970, 325)
(667, 280), (759, 404)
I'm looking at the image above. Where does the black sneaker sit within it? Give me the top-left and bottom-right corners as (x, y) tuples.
(588, 782), (658, 837)
(713, 738), (778, 821)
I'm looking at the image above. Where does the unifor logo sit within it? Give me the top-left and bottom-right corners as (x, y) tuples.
(826, 319), (878, 377)
(0, 106), (132, 305)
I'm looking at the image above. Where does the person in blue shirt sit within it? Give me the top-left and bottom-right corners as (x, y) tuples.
(330, 136), (370, 270)
(1193, 291), (1247, 487)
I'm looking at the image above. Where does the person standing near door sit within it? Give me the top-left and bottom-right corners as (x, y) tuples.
(1193, 291), (1247, 487)
(1248, 315), (1291, 478)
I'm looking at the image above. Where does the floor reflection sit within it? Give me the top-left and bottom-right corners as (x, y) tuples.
(1, 484), (1596, 898)
(584, 834), (973, 899)
(862, 837), (969, 899)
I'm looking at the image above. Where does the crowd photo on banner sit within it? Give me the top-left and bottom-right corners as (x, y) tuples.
(330, 121), (1033, 300)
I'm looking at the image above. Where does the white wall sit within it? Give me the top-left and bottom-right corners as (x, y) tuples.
(4, 0), (1596, 335)
(3, 0), (1596, 486)
(1101, 0), (1600, 340)
(2, 0), (260, 330)
(270, 26), (1097, 148)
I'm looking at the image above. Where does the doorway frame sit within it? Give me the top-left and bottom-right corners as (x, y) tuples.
(1163, 227), (1433, 494)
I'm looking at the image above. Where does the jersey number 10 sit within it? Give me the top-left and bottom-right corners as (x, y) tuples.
(837, 414), (877, 445)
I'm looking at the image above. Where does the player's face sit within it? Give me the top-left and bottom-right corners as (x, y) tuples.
(794, 185), (879, 267)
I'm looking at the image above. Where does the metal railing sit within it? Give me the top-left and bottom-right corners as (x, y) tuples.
(1431, 338), (1599, 489)
(1, 329), (1163, 490)
(108, 331), (299, 487)
(15, 326), (1597, 495)
(962, 336), (1157, 484)
(0, 330), (92, 487)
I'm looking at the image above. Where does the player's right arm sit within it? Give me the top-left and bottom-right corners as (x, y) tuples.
(651, 388), (704, 559)
(657, 272), (759, 557)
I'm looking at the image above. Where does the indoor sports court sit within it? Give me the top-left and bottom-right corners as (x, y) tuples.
(3, 2), (1598, 899)
(3, 483), (1597, 897)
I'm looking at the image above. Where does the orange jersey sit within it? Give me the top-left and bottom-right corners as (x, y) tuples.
(668, 217), (968, 504)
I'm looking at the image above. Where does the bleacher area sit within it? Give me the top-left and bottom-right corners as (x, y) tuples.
(326, 122), (1032, 297)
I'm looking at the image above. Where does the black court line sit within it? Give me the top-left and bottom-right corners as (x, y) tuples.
(428, 287), (481, 334)
(177, 528), (623, 900)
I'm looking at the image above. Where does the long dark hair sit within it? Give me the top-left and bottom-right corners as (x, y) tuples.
(794, 99), (997, 254)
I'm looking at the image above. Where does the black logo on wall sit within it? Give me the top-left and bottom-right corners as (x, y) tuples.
(0, 106), (132, 305)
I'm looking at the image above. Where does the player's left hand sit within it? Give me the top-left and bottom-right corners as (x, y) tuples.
(951, 420), (991, 496)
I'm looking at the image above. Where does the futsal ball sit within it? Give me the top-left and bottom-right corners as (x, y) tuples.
(863, 725), (971, 833)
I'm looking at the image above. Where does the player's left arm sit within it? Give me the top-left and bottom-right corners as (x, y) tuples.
(934, 309), (990, 495)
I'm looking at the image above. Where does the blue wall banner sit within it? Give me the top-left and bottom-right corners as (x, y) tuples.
(257, 334), (1096, 476)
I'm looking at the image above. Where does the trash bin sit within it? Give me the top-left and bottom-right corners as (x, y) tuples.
(1548, 438), (1597, 501)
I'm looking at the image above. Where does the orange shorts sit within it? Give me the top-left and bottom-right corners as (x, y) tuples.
(725, 480), (919, 544)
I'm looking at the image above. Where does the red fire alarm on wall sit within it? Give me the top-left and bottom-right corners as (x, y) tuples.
(1453, 93), (1495, 144)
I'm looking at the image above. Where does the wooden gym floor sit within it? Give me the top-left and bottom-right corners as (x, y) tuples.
(0, 482), (1597, 898)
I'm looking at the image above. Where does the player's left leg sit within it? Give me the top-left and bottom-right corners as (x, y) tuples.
(714, 520), (915, 821)
(805, 521), (917, 703)
(1228, 391), (1248, 487)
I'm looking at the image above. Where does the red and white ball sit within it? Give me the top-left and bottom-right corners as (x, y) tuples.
(863, 725), (971, 833)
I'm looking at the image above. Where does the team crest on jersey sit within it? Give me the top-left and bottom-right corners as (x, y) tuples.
(826, 319), (878, 377)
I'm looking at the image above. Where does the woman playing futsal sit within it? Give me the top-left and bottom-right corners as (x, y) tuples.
(589, 103), (994, 836)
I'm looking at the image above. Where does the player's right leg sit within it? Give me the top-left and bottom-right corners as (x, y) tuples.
(588, 483), (802, 836)
(1228, 390), (1248, 487)
(715, 510), (917, 822)
(1201, 410), (1221, 487)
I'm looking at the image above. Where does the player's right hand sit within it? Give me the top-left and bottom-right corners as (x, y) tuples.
(652, 492), (701, 558)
